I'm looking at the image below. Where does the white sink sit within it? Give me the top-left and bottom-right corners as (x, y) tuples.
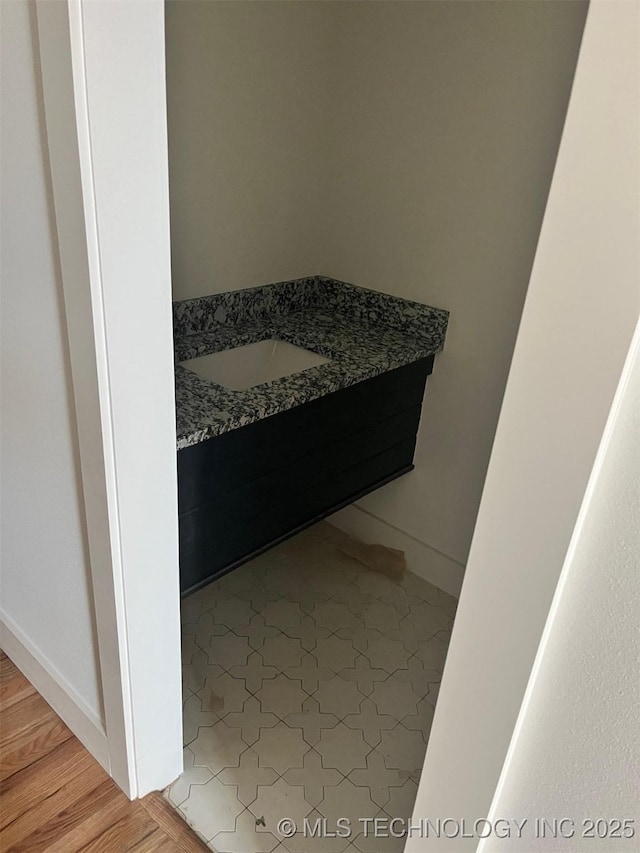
(179, 339), (330, 391)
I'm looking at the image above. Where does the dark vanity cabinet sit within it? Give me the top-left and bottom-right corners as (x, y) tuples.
(177, 354), (434, 594)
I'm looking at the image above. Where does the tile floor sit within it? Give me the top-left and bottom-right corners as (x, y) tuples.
(167, 522), (457, 853)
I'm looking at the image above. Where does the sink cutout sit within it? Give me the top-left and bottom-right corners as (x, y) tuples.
(179, 339), (330, 391)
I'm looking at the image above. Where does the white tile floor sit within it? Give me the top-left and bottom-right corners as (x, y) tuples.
(167, 522), (456, 853)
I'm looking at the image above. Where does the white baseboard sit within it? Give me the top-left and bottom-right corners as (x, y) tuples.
(330, 505), (465, 598)
(0, 609), (110, 774)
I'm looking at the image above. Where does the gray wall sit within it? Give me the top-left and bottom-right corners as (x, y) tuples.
(166, 0), (336, 298)
(323, 0), (588, 575)
(165, 0), (587, 582)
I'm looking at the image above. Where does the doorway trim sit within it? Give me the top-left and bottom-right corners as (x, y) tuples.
(407, 1), (640, 847)
(35, 0), (182, 798)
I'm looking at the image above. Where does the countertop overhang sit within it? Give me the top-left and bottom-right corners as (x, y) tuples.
(174, 277), (448, 449)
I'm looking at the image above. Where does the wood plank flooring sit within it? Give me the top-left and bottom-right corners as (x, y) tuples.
(0, 652), (208, 852)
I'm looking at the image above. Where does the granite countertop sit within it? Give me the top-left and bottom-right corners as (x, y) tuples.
(174, 276), (448, 450)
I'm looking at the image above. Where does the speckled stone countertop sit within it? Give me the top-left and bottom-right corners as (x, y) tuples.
(174, 277), (448, 450)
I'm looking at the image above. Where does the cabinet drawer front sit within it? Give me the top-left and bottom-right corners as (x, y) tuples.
(177, 356), (432, 513)
(179, 438), (416, 593)
(179, 404), (421, 547)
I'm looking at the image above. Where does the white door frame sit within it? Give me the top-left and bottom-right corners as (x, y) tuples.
(408, 0), (640, 848)
(33, 0), (638, 825)
(36, 0), (182, 798)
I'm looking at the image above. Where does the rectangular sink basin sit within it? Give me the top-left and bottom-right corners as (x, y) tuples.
(179, 339), (330, 391)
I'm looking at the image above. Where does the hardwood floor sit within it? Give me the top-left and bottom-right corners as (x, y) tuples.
(0, 652), (207, 852)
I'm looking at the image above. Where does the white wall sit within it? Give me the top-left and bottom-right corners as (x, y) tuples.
(483, 320), (639, 850)
(408, 0), (640, 847)
(0, 0), (103, 725)
(166, 0), (337, 299)
(166, 1), (587, 594)
(327, 0), (588, 591)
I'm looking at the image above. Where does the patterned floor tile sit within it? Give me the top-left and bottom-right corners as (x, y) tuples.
(218, 747), (278, 806)
(249, 778), (314, 837)
(285, 653), (335, 693)
(181, 583), (233, 621)
(198, 671), (251, 716)
(283, 748), (344, 808)
(257, 674), (307, 718)
(182, 692), (219, 746)
(427, 681), (440, 704)
(261, 634), (305, 669)
(309, 601), (363, 632)
(342, 698), (397, 747)
(392, 657), (432, 698)
(338, 656), (388, 696)
(314, 636), (359, 672)
(316, 722), (370, 775)
(191, 611), (229, 650)
(383, 625), (419, 654)
(316, 548), (363, 582)
(335, 627), (384, 654)
(253, 721), (310, 774)
(181, 634), (199, 667)
(355, 571), (399, 600)
(233, 614), (281, 650)
(211, 807), (281, 853)
(383, 778), (418, 821)
(401, 696), (435, 740)
(230, 650), (279, 693)
(183, 648), (225, 694)
(358, 601), (402, 633)
(173, 523), (453, 851)
(400, 573), (442, 607)
(190, 718), (248, 775)
(262, 598), (305, 629)
(182, 675), (192, 705)
(283, 584), (332, 613)
(180, 595), (206, 626)
(331, 589), (379, 619)
(219, 563), (258, 594)
(437, 588), (459, 618)
(315, 677), (364, 719)
(369, 676), (421, 721)
(347, 749), (405, 808)
(282, 615), (332, 652)
(178, 775), (244, 840)
(414, 634), (449, 673)
(166, 746), (214, 807)
(317, 779), (379, 836)
(377, 725), (427, 779)
(205, 632), (252, 669)
(396, 602), (451, 646)
(363, 637), (411, 673)
(305, 567), (360, 599)
(378, 586), (423, 618)
(236, 584), (283, 611)
(284, 695), (340, 746)
(211, 596), (256, 629)
(224, 695), (280, 745)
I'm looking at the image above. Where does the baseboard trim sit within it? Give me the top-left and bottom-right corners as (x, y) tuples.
(0, 609), (110, 774)
(330, 505), (465, 598)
